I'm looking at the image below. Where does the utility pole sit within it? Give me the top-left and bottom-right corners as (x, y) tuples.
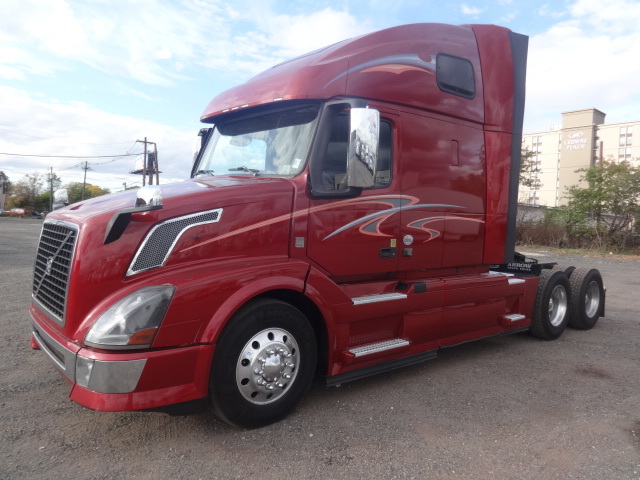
(154, 143), (159, 186)
(135, 138), (159, 186)
(81, 161), (91, 200)
(49, 167), (54, 211)
(142, 137), (147, 186)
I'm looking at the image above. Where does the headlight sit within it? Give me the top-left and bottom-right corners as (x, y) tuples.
(85, 286), (175, 349)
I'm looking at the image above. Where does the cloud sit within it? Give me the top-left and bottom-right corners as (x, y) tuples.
(461, 4), (486, 15)
(261, 8), (372, 59)
(538, 4), (566, 19)
(0, 1), (367, 88)
(0, 0), (240, 86)
(0, 86), (192, 191)
(525, 0), (640, 130)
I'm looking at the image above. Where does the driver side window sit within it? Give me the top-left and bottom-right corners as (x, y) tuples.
(321, 115), (392, 190)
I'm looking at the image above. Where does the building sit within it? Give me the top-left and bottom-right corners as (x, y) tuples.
(520, 108), (639, 206)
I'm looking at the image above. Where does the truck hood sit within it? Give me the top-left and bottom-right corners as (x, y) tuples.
(51, 176), (282, 223)
(39, 176), (296, 338)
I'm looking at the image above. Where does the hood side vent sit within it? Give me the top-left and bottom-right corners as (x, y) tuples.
(127, 208), (222, 276)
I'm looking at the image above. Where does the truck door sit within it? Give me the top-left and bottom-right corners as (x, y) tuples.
(396, 111), (486, 272)
(306, 104), (399, 277)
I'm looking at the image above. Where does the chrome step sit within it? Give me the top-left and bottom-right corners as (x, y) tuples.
(351, 292), (407, 305)
(503, 313), (526, 322)
(348, 339), (410, 357)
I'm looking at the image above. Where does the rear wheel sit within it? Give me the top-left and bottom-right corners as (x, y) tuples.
(210, 299), (317, 428)
(530, 269), (570, 340)
(567, 267), (604, 330)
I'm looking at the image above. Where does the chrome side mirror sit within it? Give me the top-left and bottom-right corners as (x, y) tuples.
(347, 108), (379, 188)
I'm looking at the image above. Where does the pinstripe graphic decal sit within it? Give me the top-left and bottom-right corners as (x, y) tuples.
(178, 194), (484, 254)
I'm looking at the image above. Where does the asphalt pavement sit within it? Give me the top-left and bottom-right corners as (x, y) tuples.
(1, 216), (639, 479)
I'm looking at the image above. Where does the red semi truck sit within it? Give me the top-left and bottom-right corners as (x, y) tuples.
(30, 23), (605, 428)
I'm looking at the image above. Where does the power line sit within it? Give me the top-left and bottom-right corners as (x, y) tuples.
(0, 152), (141, 159)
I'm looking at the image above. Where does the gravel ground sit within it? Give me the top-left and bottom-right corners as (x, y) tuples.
(1, 217), (639, 480)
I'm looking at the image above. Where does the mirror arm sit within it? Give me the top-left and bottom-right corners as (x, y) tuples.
(103, 204), (162, 245)
(104, 186), (163, 244)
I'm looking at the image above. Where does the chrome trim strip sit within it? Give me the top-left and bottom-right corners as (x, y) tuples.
(349, 339), (410, 357)
(127, 208), (223, 276)
(508, 278), (526, 285)
(352, 292), (407, 305)
(504, 314), (526, 322)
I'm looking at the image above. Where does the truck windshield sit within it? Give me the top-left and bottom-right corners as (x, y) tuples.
(196, 103), (320, 178)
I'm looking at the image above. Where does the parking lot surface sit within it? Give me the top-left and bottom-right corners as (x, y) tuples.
(1, 217), (639, 479)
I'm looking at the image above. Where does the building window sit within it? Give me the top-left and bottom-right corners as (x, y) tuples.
(532, 136), (542, 153)
(620, 126), (633, 145)
(618, 147), (632, 162)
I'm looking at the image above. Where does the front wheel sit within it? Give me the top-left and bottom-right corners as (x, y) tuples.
(210, 299), (317, 428)
(530, 269), (571, 340)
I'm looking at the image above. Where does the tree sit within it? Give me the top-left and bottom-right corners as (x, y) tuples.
(519, 147), (541, 189)
(6, 172), (44, 209)
(66, 182), (111, 204)
(566, 159), (640, 248)
(46, 171), (62, 192)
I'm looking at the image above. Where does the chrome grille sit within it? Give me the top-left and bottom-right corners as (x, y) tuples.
(33, 221), (79, 325)
(128, 208), (222, 276)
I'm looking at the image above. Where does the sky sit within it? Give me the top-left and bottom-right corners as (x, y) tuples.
(1, 0), (639, 193)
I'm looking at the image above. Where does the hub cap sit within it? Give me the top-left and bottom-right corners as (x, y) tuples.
(236, 328), (299, 405)
(548, 284), (568, 327)
(585, 280), (601, 318)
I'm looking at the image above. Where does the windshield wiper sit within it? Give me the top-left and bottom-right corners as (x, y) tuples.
(195, 169), (215, 177)
(228, 166), (260, 176)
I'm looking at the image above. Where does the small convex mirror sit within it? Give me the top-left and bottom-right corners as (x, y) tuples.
(52, 189), (69, 210)
(347, 108), (380, 188)
(135, 185), (162, 209)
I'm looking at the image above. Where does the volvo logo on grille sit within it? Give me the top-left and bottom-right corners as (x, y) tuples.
(45, 255), (55, 277)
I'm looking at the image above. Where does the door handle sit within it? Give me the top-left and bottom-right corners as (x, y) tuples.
(379, 247), (396, 259)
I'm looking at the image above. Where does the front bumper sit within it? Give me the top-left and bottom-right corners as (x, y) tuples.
(31, 316), (215, 411)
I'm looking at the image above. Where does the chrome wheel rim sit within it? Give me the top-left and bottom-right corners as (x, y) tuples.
(584, 280), (601, 318)
(236, 328), (299, 405)
(548, 284), (568, 327)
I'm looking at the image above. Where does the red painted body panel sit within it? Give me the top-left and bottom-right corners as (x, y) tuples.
(70, 344), (215, 411)
(29, 23), (535, 413)
(483, 132), (514, 263)
(202, 24), (485, 125)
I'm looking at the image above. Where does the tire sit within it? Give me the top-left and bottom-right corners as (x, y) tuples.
(567, 267), (604, 330)
(552, 264), (576, 277)
(210, 299), (317, 428)
(530, 269), (571, 340)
